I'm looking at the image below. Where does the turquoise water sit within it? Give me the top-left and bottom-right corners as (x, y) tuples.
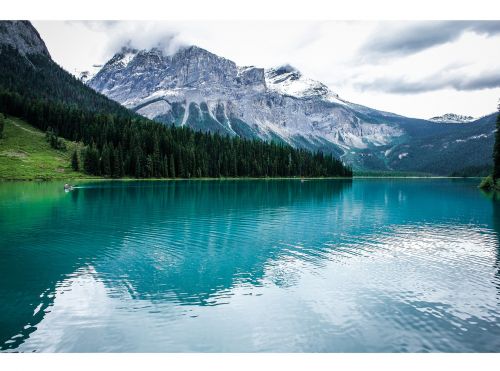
(0, 179), (499, 352)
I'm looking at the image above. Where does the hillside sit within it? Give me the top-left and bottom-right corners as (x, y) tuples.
(0, 116), (86, 180)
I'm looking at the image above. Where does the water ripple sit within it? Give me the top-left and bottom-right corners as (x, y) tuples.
(1, 179), (499, 352)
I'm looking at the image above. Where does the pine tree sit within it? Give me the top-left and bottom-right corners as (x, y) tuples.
(134, 156), (142, 178)
(117, 146), (125, 178)
(112, 148), (121, 178)
(145, 155), (154, 178)
(162, 155), (169, 178)
(177, 154), (185, 178)
(152, 134), (161, 177)
(83, 143), (99, 175)
(169, 154), (176, 178)
(101, 144), (111, 176)
(71, 149), (79, 171)
(0, 113), (5, 138)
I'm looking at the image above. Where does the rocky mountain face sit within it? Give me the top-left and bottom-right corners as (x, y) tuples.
(429, 113), (476, 123)
(89, 46), (406, 160)
(0, 21), (50, 57)
(84, 45), (496, 174)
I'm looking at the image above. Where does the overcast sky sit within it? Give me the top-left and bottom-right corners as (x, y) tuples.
(33, 20), (500, 119)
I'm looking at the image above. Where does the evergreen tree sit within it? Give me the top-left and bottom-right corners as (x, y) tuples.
(152, 134), (161, 177)
(162, 155), (169, 178)
(0, 113), (5, 138)
(101, 144), (111, 176)
(115, 146), (125, 178)
(134, 156), (142, 178)
(83, 143), (99, 175)
(169, 154), (176, 178)
(145, 155), (154, 178)
(111, 148), (120, 178)
(45, 127), (66, 151)
(71, 149), (79, 171)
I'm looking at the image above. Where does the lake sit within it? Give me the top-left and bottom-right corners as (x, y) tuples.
(0, 179), (499, 352)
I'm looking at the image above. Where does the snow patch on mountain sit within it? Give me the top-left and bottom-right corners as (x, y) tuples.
(265, 65), (326, 98)
(454, 133), (490, 143)
(429, 113), (476, 123)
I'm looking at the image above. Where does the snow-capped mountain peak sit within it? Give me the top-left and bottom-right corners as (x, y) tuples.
(265, 64), (337, 100)
(105, 46), (139, 68)
(429, 113), (476, 123)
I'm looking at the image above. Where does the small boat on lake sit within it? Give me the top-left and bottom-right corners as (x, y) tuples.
(64, 183), (74, 192)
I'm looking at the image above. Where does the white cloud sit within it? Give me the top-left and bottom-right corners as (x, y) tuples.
(32, 20), (500, 119)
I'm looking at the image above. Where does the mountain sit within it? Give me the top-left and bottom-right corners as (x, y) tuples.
(0, 21), (351, 179)
(429, 113), (476, 124)
(88, 45), (496, 175)
(89, 46), (403, 160)
(0, 20), (50, 57)
(0, 22), (135, 118)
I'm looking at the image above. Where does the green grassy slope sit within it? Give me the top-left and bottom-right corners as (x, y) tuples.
(0, 116), (87, 180)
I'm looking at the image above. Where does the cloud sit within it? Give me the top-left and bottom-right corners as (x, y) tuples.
(65, 20), (119, 31)
(74, 21), (186, 58)
(32, 20), (500, 118)
(360, 21), (500, 61)
(355, 68), (500, 94)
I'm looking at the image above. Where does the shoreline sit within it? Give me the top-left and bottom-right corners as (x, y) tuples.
(0, 175), (483, 182)
(0, 176), (353, 182)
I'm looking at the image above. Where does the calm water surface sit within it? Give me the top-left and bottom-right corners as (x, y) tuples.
(0, 179), (499, 352)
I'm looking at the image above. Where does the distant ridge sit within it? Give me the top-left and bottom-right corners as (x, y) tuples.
(429, 113), (476, 124)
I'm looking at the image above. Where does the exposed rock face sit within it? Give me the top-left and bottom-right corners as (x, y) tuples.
(88, 44), (495, 173)
(0, 21), (50, 57)
(89, 45), (404, 160)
